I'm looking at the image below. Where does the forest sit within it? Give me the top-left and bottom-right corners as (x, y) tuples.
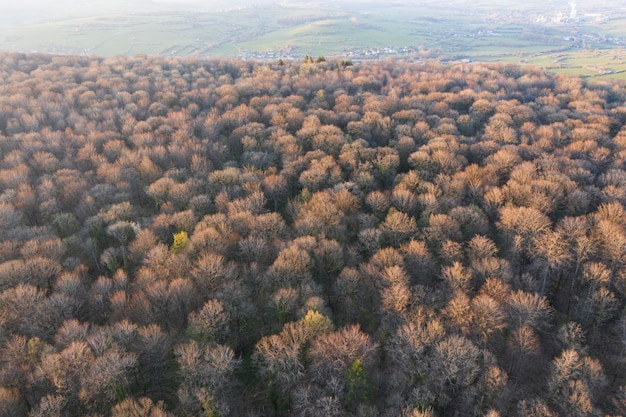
(0, 52), (625, 417)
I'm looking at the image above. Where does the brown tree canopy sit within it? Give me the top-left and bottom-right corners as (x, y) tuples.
(0, 53), (625, 417)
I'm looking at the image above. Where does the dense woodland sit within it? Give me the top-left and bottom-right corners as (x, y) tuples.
(0, 53), (625, 417)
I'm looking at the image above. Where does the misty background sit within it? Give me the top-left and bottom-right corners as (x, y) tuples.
(2, 0), (623, 27)
(0, 0), (624, 81)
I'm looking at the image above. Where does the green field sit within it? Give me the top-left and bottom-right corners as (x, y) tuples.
(0, 1), (625, 80)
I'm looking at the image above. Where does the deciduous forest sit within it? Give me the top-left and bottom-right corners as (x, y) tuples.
(0, 53), (625, 417)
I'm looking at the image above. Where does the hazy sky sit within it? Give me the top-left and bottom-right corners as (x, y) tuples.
(0, 0), (225, 27)
(1, 0), (623, 27)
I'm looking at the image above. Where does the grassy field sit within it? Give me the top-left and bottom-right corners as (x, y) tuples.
(0, 2), (625, 81)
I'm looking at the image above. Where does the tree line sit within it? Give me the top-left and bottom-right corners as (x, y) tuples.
(0, 52), (625, 417)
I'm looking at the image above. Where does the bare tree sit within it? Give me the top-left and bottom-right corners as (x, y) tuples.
(175, 341), (239, 416)
(111, 397), (173, 417)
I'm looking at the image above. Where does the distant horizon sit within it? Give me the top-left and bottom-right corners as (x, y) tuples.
(2, 0), (623, 29)
(2, 0), (625, 20)
(1, 0), (625, 80)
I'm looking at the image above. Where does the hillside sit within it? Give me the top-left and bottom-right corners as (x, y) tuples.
(1, 0), (626, 80)
(0, 53), (625, 416)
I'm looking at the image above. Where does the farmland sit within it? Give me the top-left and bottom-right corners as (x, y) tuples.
(0, 0), (625, 80)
